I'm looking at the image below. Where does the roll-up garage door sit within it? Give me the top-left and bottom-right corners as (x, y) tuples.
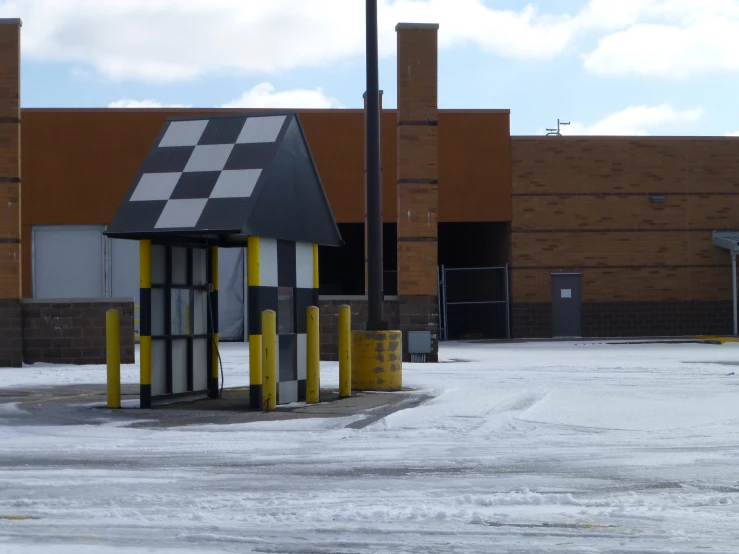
(32, 225), (105, 299)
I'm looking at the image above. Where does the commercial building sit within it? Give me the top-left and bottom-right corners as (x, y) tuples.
(2, 18), (738, 367)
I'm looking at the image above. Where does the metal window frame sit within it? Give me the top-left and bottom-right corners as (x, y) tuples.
(149, 243), (211, 400)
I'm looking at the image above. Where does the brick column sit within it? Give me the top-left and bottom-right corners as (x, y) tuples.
(363, 90), (383, 295)
(396, 23), (439, 362)
(0, 19), (22, 367)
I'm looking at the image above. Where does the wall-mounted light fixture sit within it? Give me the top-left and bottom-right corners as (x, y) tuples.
(649, 194), (666, 203)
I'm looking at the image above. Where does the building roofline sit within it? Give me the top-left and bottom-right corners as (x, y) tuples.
(20, 107), (511, 115)
(512, 135), (739, 141)
(396, 22), (439, 31)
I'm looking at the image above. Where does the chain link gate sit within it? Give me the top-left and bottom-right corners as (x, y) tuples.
(439, 265), (510, 341)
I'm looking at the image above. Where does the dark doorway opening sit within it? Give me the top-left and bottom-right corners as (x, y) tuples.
(317, 222), (398, 297)
(383, 223), (397, 296)
(318, 223), (364, 295)
(438, 222), (511, 340)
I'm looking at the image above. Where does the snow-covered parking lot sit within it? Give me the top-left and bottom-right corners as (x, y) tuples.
(2, 340), (739, 553)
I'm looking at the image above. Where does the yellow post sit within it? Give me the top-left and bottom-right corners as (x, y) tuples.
(106, 309), (121, 409)
(209, 246), (219, 398)
(261, 310), (277, 410)
(338, 305), (351, 398)
(247, 237), (263, 409)
(306, 306), (320, 404)
(139, 240), (152, 408)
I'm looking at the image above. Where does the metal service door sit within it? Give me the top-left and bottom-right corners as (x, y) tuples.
(551, 273), (582, 338)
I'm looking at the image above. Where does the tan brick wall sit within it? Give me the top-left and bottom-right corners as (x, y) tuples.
(513, 138), (739, 194)
(513, 195), (739, 231)
(396, 24), (439, 297)
(511, 137), (739, 306)
(0, 20), (20, 300)
(397, 240), (438, 293)
(398, 183), (439, 237)
(513, 231), (725, 267)
(512, 266), (730, 303)
(397, 27), (438, 120)
(397, 125), (438, 181)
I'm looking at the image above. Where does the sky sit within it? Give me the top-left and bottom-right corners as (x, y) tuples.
(4, 0), (739, 136)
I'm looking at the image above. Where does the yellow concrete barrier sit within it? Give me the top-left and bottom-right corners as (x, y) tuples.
(339, 305), (351, 398)
(351, 330), (402, 391)
(262, 310), (277, 410)
(306, 306), (320, 404)
(106, 309), (121, 409)
(695, 335), (739, 344)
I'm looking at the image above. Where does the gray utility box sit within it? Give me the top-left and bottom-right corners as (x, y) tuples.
(408, 330), (433, 362)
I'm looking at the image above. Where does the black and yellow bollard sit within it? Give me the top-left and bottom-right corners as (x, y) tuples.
(209, 245), (220, 399)
(306, 306), (320, 404)
(338, 305), (351, 398)
(247, 236), (263, 409)
(106, 309), (121, 409)
(261, 310), (277, 411)
(139, 239), (152, 408)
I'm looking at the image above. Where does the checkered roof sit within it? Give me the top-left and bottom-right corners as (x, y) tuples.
(104, 111), (342, 247)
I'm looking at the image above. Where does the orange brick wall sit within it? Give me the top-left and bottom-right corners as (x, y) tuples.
(0, 20), (20, 300)
(438, 111), (511, 222)
(510, 137), (739, 306)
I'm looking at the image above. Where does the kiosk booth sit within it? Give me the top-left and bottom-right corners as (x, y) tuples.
(104, 111), (342, 408)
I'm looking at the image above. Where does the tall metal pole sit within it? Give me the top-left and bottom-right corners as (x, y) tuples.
(365, 0), (386, 330)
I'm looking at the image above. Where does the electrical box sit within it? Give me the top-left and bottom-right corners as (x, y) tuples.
(408, 330), (433, 362)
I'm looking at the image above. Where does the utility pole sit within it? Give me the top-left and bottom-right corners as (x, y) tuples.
(546, 118), (570, 136)
(365, 0), (387, 331)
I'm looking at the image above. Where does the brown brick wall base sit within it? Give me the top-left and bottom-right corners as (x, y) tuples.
(398, 295), (439, 362)
(510, 303), (552, 339)
(512, 301), (733, 339)
(21, 299), (135, 365)
(319, 298), (400, 361)
(0, 298), (22, 367)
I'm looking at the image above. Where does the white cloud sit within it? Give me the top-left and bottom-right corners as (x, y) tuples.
(0, 0), (581, 83)
(221, 83), (343, 109)
(584, 17), (739, 78)
(579, 0), (739, 78)
(562, 104), (705, 136)
(108, 82), (342, 110)
(576, 0), (739, 30)
(3, 0), (739, 83)
(108, 99), (191, 108)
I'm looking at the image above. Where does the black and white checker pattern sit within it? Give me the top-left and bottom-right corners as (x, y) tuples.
(122, 114), (289, 232)
(248, 238), (318, 405)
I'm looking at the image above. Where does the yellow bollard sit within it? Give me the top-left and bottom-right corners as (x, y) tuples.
(338, 305), (351, 398)
(106, 309), (121, 409)
(261, 310), (277, 410)
(306, 306), (320, 404)
(139, 240), (152, 409)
